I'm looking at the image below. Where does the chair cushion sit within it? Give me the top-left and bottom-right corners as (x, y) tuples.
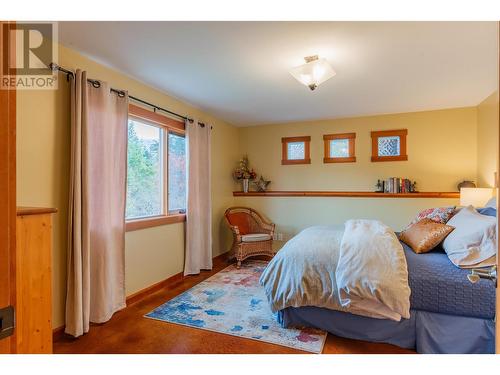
(241, 233), (272, 242)
(226, 212), (252, 235)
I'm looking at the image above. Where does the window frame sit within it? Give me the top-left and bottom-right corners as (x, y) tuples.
(281, 136), (311, 165)
(371, 129), (408, 162)
(323, 133), (356, 163)
(125, 104), (186, 231)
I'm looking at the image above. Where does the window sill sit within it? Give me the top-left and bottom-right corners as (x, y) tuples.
(125, 214), (186, 232)
(281, 158), (311, 165)
(323, 156), (356, 163)
(371, 155), (408, 162)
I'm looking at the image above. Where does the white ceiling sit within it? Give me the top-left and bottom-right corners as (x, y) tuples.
(59, 22), (498, 126)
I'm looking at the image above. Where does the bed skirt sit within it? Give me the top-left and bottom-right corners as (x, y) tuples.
(278, 307), (495, 354)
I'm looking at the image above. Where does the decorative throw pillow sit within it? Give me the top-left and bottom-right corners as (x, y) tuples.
(442, 205), (497, 268)
(399, 218), (455, 254)
(408, 206), (456, 226)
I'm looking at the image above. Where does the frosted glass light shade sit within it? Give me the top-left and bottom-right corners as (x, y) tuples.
(460, 188), (494, 208)
(290, 57), (336, 91)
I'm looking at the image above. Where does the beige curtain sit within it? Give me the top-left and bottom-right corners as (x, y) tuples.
(184, 119), (212, 275)
(65, 70), (129, 337)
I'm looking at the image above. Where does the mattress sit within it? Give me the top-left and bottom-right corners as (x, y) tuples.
(402, 242), (495, 319)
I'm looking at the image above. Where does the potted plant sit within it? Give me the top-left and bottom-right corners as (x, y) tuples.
(233, 156), (257, 193)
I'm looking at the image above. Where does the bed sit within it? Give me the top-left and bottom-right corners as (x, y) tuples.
(260, 224), (496, 354)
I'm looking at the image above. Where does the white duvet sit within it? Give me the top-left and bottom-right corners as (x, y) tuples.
(259, 220), (411, 321)
(336, 220), (411, 320)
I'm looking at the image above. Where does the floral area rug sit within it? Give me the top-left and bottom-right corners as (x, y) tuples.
(145, 260), (327, 353)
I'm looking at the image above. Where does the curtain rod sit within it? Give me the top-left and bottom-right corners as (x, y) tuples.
(49, 63), (208, 127)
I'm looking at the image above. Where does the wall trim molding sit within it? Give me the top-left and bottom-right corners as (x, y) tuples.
(53, 250), (231, 341)
(125, 271), (184, 306)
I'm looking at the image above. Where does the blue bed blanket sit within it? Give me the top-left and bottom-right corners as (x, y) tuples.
(403, 242), (495, 319)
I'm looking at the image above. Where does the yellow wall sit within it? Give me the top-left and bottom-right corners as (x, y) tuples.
(238, 107), (477, 192)
(16, 44), (239, 329)
(236, 197), (460, 240)
(477, 92), (499, 187)
(235, 107), (478, 237)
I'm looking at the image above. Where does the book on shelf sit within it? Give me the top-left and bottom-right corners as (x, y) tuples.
(382, 177), (414, 193)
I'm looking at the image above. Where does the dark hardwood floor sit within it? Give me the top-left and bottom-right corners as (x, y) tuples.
(54, 256), (415, 354)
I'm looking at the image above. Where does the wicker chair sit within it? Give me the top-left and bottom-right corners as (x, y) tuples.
(224, 207), (276, 268)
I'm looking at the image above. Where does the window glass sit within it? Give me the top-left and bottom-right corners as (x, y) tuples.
(377, 136), (400, 156)
(287, 141), (305, 160)
(126, 118), (163, 219)
(168, 132), (186, 213)
(330, 139), (349, 158)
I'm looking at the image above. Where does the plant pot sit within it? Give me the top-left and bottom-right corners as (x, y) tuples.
(242, 178), (249, 193)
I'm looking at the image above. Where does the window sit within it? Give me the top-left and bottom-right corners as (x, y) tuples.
(281, 136), (311, 165)
(371, 129), (408, 162)
(323, 133), (356, 163)
(167, 131), (186, 214)
(126, 104), (186, 231)
(126, 118), (163, 220)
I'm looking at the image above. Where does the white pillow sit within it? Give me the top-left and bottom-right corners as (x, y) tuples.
(485, 196), (496, 209)
(442, 205), (497, 268)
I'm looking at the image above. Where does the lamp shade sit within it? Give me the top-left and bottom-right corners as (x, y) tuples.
(459, 188), (494, 208)
(290, 56), (336, 91)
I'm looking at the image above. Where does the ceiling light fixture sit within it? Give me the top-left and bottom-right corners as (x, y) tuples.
(289, 55), (336, 91)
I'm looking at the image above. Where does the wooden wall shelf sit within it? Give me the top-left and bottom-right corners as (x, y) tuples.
(233, 191), (460, 198)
